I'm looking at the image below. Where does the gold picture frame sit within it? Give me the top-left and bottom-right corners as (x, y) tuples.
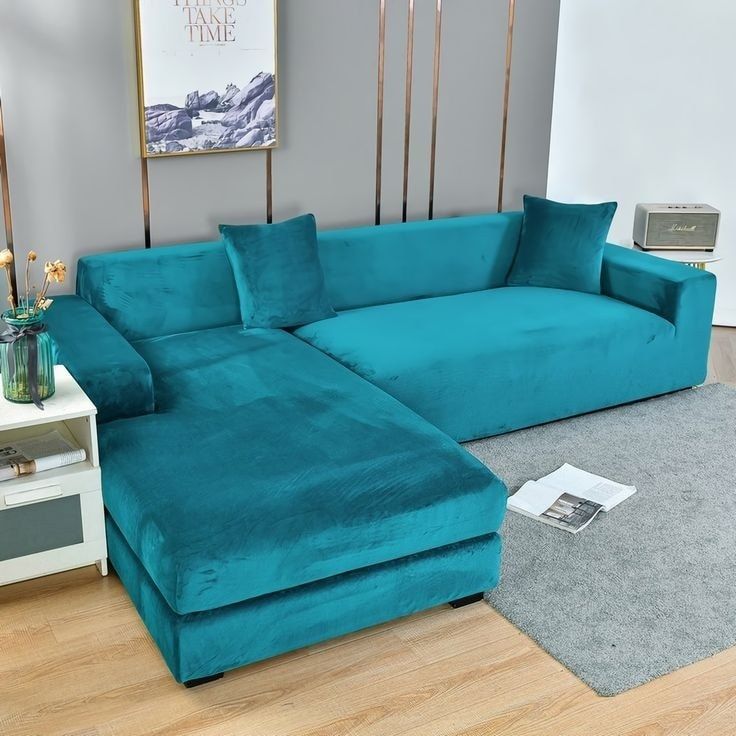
(134, 0), (278, 159)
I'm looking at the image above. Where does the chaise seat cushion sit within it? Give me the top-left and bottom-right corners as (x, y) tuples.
(295, 287), (677, 441)
(98, 327), (506, 615)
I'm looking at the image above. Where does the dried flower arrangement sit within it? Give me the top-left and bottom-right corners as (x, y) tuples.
(0, 248), (67, 319)
(1, 249), (67, 407)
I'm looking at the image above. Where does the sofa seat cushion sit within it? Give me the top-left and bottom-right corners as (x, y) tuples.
(295, 287), (677, 441)
(98, 327), (505, 615)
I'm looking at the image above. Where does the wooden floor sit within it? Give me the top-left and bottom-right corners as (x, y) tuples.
(2, 328), (735, 736)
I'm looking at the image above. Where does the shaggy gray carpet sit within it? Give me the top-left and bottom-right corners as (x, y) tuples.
(464, 384), (736, 696)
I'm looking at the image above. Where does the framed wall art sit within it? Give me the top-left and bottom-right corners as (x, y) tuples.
(134, 0), (277, 158)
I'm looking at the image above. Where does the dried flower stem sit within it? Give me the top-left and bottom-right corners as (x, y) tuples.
(23, 251), (38, 315)
(24, 263), (30, 312)
(3, 267), (14, 314)
(33, 275), (51, 315)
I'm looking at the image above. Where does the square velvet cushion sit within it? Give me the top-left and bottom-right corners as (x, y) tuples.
(220, 214), (336, 329)
(506, 195), (618, 294)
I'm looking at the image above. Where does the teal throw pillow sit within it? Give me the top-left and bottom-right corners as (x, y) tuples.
(220, 214), (336, 329)
(506, 195), (617, 294)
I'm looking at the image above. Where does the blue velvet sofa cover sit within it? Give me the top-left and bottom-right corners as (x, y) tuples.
(48, 301), (506, 683)
(46, 211), (716, 683)
(101, 327), (505, 616)
(297, 213), (716, 440)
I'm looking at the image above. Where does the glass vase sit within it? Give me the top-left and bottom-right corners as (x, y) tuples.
(1, 309), (55, 404)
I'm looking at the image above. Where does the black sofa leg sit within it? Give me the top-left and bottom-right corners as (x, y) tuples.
(449, 592), (484, 609)
(184, 672), (224, 688)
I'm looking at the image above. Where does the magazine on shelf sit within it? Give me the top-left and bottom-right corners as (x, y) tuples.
(507, 463), (636, 534)
(0, 430), (86, 482)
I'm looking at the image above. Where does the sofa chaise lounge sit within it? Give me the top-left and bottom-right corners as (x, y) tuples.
(47, 211), (716, 684)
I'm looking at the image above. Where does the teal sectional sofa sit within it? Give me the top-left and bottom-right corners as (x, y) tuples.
(46, 211), (716, 685)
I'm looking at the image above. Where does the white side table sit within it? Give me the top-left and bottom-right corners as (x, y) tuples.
(0, 365), (107, 586)
(634, 244), (722, 271)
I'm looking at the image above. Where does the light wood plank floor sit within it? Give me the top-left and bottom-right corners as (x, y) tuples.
(2, 328), (735, 736)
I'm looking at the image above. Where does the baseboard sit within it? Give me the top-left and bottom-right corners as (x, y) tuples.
(713, 306), (736, 328)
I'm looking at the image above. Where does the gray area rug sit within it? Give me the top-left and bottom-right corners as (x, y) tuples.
(465, 384), (736, 696)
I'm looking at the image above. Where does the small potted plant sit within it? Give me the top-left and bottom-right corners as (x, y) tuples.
(0, 249), (67, 408)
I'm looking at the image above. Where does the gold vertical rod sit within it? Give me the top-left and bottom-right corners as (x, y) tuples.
(134, 0), (151, 248)
(497, 0), (516, 213)
(0, 95), (18, 302)
(428, 0), (442, 220)
(401, 0), (415, 223)
(266, 149), (273, 224)
(374, 0), (387, 225)
(140, 157), (151, 248)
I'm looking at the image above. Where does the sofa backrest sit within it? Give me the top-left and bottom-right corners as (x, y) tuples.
(77, 211), (522, 341)
(318, 212), (522, 311)
(76, 241), (241, 342)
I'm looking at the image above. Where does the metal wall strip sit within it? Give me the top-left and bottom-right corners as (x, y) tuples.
(497, 0), (516, 212)
(140, 158), (151, 248)
(401, 0), (416, 223)
(374, 0), (387, 225)
(266, 149), (273, 224)
(428, 0), (442, 220)
(0, 96), (18, 300)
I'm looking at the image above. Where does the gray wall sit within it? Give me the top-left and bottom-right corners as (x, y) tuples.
(0, 0), (560, 292)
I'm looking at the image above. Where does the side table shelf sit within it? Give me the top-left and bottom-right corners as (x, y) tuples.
(0, 366), (107, 586)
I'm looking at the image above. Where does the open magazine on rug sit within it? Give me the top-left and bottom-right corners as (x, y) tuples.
(507, 463), (636, 534)
(0, 430), (86, 482)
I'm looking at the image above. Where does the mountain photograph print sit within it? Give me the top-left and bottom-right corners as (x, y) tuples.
(135, 0), (277, 157)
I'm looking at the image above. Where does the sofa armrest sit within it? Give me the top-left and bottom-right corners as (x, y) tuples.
(45, 295), (155, 423)
(601, 244), (716, 385)
(602, 244), (716, 328)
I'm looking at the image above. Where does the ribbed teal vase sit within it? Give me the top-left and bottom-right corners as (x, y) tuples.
(1, 310), (55, 404)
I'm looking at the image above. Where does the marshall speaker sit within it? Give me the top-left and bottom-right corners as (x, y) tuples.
(633, 203), (720, 251)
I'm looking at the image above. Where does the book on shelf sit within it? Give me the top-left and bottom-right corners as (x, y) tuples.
(507, 463), (636, 534)
(0, 430), (86, 482)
